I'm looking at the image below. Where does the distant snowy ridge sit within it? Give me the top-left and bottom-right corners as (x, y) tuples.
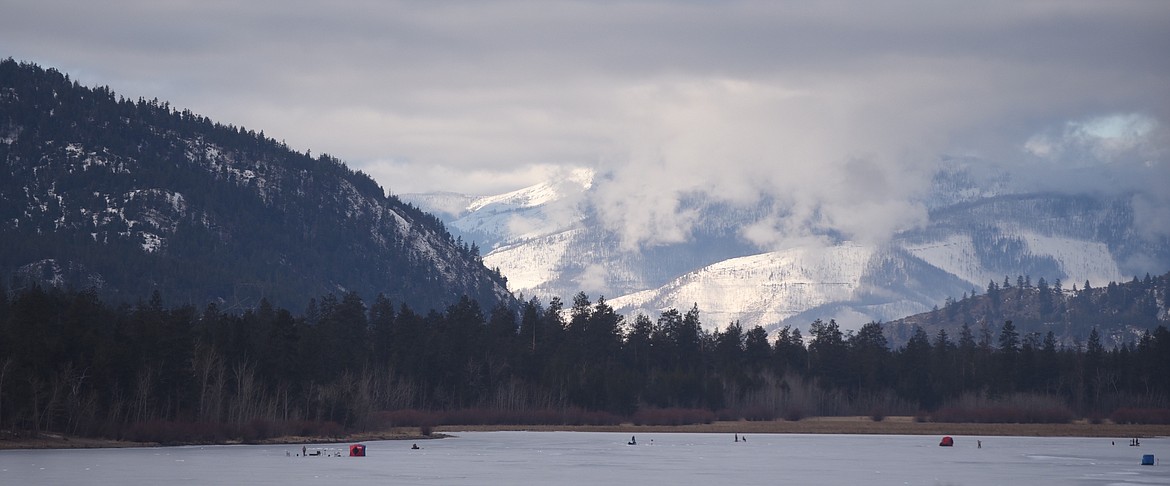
(609, 244), (876, 328)
(467, 167), (593, 213)
(407, 166), (1167, 333)
(404, 168), (593, 247)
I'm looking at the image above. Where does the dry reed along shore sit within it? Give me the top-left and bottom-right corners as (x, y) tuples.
(436, 416), (1170, 438)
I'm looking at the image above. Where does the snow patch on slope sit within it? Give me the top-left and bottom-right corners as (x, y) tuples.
(904, 235), (989, 287)
(483, 229), (579, 291)
(903, 231), (1124, 290)
(609, 244), (876, 330)
(141, 232), (162, 253)
(1019, 232), (1124, 286)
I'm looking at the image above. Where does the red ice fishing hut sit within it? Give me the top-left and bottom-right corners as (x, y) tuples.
(349, 444), (366, 457)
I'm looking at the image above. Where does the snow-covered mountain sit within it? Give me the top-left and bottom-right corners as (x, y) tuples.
(404, 162), (1169, 334)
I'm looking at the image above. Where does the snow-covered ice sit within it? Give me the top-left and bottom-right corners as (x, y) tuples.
(1, 431), (1166, 485)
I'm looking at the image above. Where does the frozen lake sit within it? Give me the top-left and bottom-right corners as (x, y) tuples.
(2, 431), (1166, 485)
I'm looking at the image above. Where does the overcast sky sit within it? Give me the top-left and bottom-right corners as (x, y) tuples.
(3, 0), (1168, 249)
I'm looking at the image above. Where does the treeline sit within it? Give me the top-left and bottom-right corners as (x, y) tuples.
(1, 284), (1168, 443)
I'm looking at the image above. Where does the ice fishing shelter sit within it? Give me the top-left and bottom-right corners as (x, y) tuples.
(349, 444), (366, 457)
(939, 436), (954, 447)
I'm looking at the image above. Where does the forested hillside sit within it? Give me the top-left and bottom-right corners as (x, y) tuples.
(0, 59), (510, 314)
(887, 271), (1170, 348)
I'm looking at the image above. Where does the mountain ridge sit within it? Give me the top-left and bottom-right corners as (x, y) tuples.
(1, 59), (512, 313)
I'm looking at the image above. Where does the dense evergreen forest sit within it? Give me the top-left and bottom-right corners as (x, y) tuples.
(2, 273), (1167, 443)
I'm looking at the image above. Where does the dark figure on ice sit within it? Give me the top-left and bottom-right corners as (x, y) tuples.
(628, 436), (636, 445)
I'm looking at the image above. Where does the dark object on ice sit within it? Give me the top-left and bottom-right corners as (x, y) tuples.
(349, 444), (366, 457)
(939, 436), (954, 447)
(412, 444), (420, 450)
(628, 436), (637, 445)
(1142, 454), (1155, 466)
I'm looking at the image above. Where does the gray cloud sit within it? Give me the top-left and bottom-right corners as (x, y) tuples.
(3, 0), (1167, 247)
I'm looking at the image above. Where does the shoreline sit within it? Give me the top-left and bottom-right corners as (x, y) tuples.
(0, 427), (442, 451)
(3, 417), (1166, 450)
(436, 416), (1170, 438)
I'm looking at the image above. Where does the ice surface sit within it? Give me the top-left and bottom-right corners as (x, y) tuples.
(1, 432), (1166, 485)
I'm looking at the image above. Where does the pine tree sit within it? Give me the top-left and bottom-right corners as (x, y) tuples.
(1037, 277), (1052, 316)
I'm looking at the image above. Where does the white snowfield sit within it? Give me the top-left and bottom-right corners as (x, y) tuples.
(609, 244), (875, 329)
(905, 232), (1123, 293)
